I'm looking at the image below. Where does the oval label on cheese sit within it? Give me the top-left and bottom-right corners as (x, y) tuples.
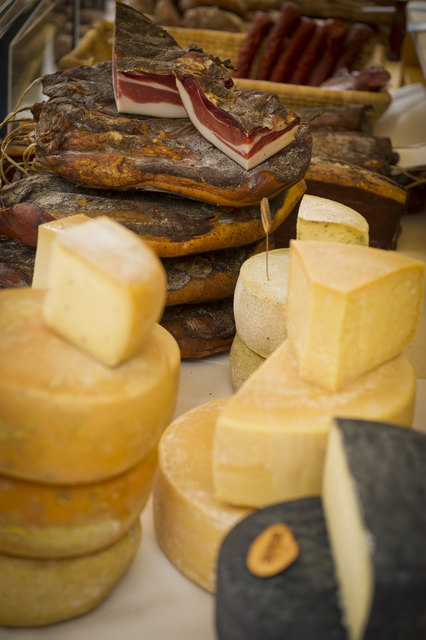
(246, 523), (299, 578)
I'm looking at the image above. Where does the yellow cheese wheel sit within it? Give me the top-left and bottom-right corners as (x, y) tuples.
(153, 398), (252, 593)
(0, 520), (141, 627)
(287, 240), (425, 391)
(43, 216), (167, 367)
(0, 447), (156, 558)
(229, 332), (265, 392)
(213, 339), (415, 508)
(0, 289), (180, 484)
(233, 249), (290, 358)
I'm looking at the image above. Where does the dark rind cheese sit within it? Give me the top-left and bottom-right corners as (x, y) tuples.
(327, 418), (426, 640)
(215, 497), (346, 640)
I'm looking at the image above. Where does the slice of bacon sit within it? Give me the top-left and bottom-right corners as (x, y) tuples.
(175, 74), (300, 170)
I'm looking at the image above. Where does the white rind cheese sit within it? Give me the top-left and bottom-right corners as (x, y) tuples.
(43, 216), (167, 367)
(213, 339), (415, 508)
(287, 240), (425, 391)
(233, 249), (290, 358)
(296, 194), (369, 245)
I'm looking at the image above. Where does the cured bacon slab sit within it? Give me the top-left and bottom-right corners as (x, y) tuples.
(32, 62), (312, 207)
(113, 1), (232, 118)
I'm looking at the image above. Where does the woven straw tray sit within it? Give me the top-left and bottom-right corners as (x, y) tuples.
(58, 19), (392, 122)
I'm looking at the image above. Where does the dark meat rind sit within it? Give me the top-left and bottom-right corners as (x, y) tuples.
(32, 62), (312, 206)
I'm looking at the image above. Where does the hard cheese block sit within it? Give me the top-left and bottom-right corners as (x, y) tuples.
(323, 418), (426, 640)
(233, 249), (290, 358)
(287, 240), (424, 391)
(0, 447), (156, 558)
(43, 216), (167, 367)
(0, 520), (141, 627)
(0, 289), (180, 484)
(152, 397), (252, 593)
(213, 339), (415, 508)
(296, 194), (369, 245)
(229, 332), (265, 392)
(215, 497), (345, 640)
(32, 213), (90, 289)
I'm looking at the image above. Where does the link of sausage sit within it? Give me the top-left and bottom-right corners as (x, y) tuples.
(307, 19), (349, 86)
(334, 22), (373, 73)
(287, 20), (328, 85)
(269, 17), (317, 84)
(233, 11), (274, 78)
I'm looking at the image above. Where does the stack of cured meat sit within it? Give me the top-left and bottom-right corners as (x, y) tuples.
(0, 1), (312, 358)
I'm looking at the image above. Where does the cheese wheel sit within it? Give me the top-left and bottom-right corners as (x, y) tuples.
(287, 240), (424, 391)
(43, 216), (167, 367)
(323, 418), (426, 640)
(296, 194), (369, 245)
(233, 249), (290, 358)
(153, 398), (252, 593)
(0, 289), (180, 484)
(32, 213), (90, 289)
(229, 332), (265, 392)
(0, 447), (156, 558)
(213, 339), (415, 508)
(0, 520), (141, 627)
(216, 498), (346, 640)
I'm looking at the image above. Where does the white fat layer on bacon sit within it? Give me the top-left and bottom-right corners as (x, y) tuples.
(115, 73), (187, 118)
(175, 77), (299, 170)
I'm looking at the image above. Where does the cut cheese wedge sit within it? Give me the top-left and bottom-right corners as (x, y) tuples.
(233, 248), (290, 358)
(0, 447), (156, 558)
(323, 418), (426, 640)
(43, 216), (167, 367)
(153, 397), (252, 593)
(229, 332), (265, 392)
(32, 213), (90, 289)
(0, 520), (141, 627)
(287, 240), (424, 391)
(213, 339), (415, 508)
(296, 194), (369, 245)
(0, 289), (180, 485)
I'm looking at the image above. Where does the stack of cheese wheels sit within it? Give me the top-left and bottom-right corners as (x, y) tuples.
(230, 194), (371, 390)
(213, 239), (424, 508)
(0, 216), (180, 627)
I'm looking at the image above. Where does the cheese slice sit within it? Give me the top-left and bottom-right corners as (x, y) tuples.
(0, 447), (156, 558)
(323, 418), (426, 640)
(153, 397), (252, 593)
(213, 339), (415, 508)
(233, 248), (290, 358)
(296, 194), (369, 245)
(0, 289), (180, 485)
(43, 216), (167, 367)
(32, 214), (90, 289)
(287, 240), (424, 391)
(0, 520), (141, 627)
(229, 332), (265, 392)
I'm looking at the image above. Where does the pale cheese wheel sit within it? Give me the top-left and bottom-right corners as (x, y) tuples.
(43, 216), (167, 367)
(229, 332), (265, 392)
(0, 447), (156, 558)
(296, 194), (369, 245)
(233, 249), (290, 358)
(152, 397), (252, 593)
(0, 289), (180, 484)
(0, 521), (141, 627)
(213, 339), (416, 508)
(287, 240), (425, 390)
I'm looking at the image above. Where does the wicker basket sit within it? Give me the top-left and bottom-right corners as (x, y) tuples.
(58, 20), (391, 121)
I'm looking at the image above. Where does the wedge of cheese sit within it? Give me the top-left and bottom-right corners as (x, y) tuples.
(213, 339), (415, 508)
(287, 240), (424, 391)
(296, 194), (369, 245)
(323, 418), (426, 640)
(0, 289), (180, 485)
(32, 214), (90, 289)
(43, 216), (167, 367)
(153, 398), (252, 593)
(229, 332), (265, 392)
(0, 520), (141, 627)
(0, 447), (156, 558)
(233, 249), (290, 358)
